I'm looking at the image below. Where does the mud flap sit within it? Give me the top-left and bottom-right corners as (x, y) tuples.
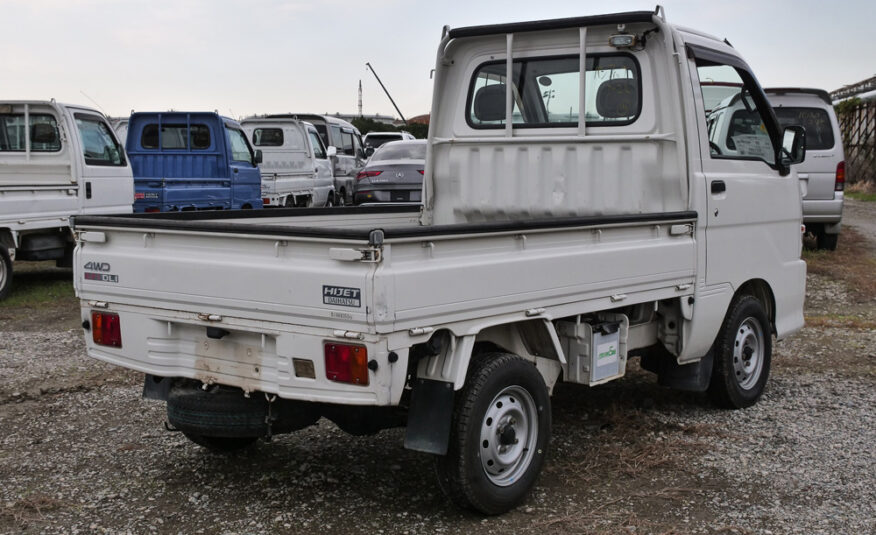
(142, 374), (171, 401)
(657, 351), (714, 392)
(404, 378), (455, 455)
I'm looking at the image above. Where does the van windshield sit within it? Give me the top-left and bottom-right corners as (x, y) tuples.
(365, 134), (400, 148)
(773, 107), (835, 150)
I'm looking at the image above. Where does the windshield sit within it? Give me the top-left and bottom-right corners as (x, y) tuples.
(372, 142), (426, 162)
(364, 134), (400, 148)
(774, 107), (835, 150)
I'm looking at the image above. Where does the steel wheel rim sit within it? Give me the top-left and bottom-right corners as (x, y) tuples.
(479, 385), (538, 487)
(733, 317), (764, 390)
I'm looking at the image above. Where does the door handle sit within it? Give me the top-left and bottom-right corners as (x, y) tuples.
(711, 180), (726, 194)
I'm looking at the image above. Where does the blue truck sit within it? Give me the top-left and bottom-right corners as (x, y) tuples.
(126, 112), (263, 212)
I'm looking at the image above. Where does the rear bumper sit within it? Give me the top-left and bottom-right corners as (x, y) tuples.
(802, 193), (843, 227)
(80, 303), (407, 406)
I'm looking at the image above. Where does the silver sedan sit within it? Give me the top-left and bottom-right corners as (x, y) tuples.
(353, 140), (425, 204)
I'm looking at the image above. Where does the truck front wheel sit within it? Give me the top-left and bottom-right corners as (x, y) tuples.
(0, 246), (12, 301)
(435, 353), (551, 515)
(707, 295), (772, 409)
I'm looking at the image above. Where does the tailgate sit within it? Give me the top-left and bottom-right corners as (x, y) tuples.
(74, 224), (376, 331)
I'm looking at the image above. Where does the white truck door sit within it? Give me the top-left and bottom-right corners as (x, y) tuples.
(71, 111), (133, 214)
(686, 46), (801, 290)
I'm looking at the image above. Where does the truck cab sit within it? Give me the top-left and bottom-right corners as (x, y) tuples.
(125, 112), (263, 212)
(241, 117), (335, 207)
(0, 100), (132, 299)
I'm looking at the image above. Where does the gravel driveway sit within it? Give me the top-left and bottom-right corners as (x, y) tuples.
(1, 202), (874, 535)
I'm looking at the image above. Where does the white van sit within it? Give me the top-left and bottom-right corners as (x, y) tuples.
(0, 100), (132, 299)
(362, 131), (416, 155)
(767, 88), (845, 250)
(242, 118), (335, 207)
(265, 114), (366, 205)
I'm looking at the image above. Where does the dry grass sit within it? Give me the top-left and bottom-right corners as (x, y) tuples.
(804, 314), (876, 330)
(803, 227), (876, 302)
(0, 494), (67, 527)
(846, 180), (876, 200)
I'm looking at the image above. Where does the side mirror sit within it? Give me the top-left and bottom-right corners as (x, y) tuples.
(253, 149), (263, 165)
(780, 125), (806, 167)
(326, 146), (337, 158)
(364, 146), (375, 158)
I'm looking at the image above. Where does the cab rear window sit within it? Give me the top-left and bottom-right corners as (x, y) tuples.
(467, 54), (641, 128)
(252, 128), (283, 146)
(142, 124), (211, 150)
(773, 107), (835, 150)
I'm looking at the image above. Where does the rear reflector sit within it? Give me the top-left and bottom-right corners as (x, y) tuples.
(263, 198), (271, 205)
(91, 311), (122, 348)
(145, 207), (160, 213)
(324, 343), (369, 386)
(835, 161), (845, 191)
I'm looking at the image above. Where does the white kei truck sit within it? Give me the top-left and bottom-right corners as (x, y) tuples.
(241, 117), (337, 208)
(72, 8), (808, 514)
(0, 101), (132, 300)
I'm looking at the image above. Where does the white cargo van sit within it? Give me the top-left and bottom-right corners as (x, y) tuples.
(242, 118), (335, 207)
(72, 8), (807, 514)
(0, 101), (132, 299)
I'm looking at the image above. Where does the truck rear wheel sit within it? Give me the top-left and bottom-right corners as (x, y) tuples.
(435, 353), (550, 515)
(707, 295), (772, 409)
(0, 246), (12, 301)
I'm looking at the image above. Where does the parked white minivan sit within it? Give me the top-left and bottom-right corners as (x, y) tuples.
(242, 117), (335, 207)
(0, 100), (133, 299)
(767, 88), (845, 250)
(706, 88), (844, 250)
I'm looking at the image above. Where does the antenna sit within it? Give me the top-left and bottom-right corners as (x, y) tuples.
(365, 62), (407, 124)
(79, 90), (107, 114)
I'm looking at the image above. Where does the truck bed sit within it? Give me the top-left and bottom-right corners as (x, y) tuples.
(72, 205), (697, 403)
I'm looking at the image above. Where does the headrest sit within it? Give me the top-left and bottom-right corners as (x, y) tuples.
(31, 123), (58, 144)
(474, 84), (507, 122)
(595, 79), (638, 119)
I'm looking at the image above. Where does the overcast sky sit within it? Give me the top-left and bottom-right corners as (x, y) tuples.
(2, 0), (873, 120)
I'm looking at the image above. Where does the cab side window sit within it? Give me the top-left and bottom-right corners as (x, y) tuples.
(308, 130), (327, 159)
(696, 62), (776, 165)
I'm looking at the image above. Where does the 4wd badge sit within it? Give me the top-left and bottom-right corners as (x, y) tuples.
(84, 261), (118, 283)
(323, 285), (361, 307)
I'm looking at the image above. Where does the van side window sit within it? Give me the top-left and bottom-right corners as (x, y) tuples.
(226, 128), (253, 162)
(467, 54), (641, 128)
(696, 63), (776, 165)
(308, 130), (327, 159)
(0, 114), (61, 152)
(253, 128), (284, 147)
(75, 114), (125, 166)
(142, 124), (211, 150)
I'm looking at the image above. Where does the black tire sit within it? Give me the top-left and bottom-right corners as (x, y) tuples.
(0, 246), (12, 301)
(167, 385), (269, 439)
(707, 295), (772, 409)
(435, 353), (551, 515)
(817, 231), (838, 251)
(182, 433), (258, 453)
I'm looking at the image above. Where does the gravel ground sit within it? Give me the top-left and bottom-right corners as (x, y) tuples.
(1, 202), (874, 534)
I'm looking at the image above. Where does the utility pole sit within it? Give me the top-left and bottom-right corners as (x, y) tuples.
(358, 80), (363, 117)
(365, 62), (406, 124)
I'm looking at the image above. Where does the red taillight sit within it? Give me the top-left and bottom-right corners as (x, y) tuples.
(91, 311), (122, 348)
(145, 207), (160, 213)
(324, 343), (369, 386)
(263, 198), (270, 205)
(356, 170), (382, 181)
(835, 161), (845, 191)
(417, 170), (424, 175)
